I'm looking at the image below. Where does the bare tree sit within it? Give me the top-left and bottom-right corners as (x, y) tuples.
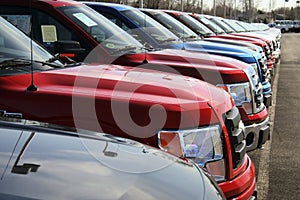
(143, 0), (159, 8)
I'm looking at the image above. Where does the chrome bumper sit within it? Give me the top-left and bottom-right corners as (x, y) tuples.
(245, 116), (270, 152)
(272, 49), (281, 62)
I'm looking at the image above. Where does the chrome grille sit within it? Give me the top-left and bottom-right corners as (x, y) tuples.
(223, 106), (246, 169)
(269, 41), (274, 53)
(264, 45), (272, 60)
(245, 68), (264, 114)
(272, 41), (276, 51)
(258, 58), (270, 83)
(252, 73), (264, 113)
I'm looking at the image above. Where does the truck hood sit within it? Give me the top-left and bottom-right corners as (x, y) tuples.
(183, 40), (257, 63)
(232, 32), (274, 42)
(115, 49), (249, 84)
(203, 37), (263, 53)
(0, 63), (233, 137)
(43, 64), (224, 104)
(211, 34), (266, 46)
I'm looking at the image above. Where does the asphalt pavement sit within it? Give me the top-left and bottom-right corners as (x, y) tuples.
(248, 33), (300, 200)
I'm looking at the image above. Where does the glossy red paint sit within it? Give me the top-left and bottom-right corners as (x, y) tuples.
(0, 64), (226, 140)
(238, 105), (269, 125)
(219, 155), (256, 200)
(115, 49), (250, 84)
(0, 1), (257, 199)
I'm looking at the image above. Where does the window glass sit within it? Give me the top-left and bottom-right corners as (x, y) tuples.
(148, 11), (198, 41)
(197, 16), (225, 34)
(0, 6), (91, 55)
(179, 14), (214, 36)
(100, 12), (147, 44)
(210, 18), (235, 33)
(57, 6), (143, 55)
(0, 17), (62, 76)
(121, 9), (179, 44)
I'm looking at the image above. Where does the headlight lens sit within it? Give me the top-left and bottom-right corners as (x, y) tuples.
(158, 125), (225, 181)
(250, 63), (259, 75)
(218, 83), (252, 114)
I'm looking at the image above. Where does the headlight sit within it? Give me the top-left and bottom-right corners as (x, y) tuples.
(247, 46), (258, 52)
(158, 125), (225, 181)
(218, 83), (252, 114)
(249, 63), (259, 75)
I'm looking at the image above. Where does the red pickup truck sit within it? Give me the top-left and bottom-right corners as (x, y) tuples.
(0, 0), (269, 152)
(0, 1), (257, 199)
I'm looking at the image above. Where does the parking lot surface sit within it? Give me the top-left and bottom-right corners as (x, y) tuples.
(249, 33), (300, 199)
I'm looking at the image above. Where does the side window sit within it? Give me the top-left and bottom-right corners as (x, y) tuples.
(0, 6), (91, 56)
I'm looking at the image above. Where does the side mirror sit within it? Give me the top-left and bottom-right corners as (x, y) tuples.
(54, 40), (87, 62)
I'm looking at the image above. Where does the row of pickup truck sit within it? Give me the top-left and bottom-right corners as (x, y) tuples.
(0, 0), (282, 199)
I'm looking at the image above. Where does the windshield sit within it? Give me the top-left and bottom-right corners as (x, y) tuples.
(0, 17), (63, 75)
(178, 14), (214, 36)
(253, 23), (270, 31)
(195, 15), (225, 34)
(145, 11), (199, 41)
(223, 19), (246, 32)
(209, 17), (235, 33)
(121, 9), (179, 44)
(57, 6), (143, 55)
(239, 22), (256, 31)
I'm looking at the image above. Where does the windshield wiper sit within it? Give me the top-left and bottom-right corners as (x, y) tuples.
(46, 53), (78, 66)
(35, 59), (64, 68)
(0, 59), (32, 69)
(112, 45), (138, 54)
(161, 37), (178, 43)
(0, 58), (63, 69)
(202, 32), (213, 37)
(182, 35), (198, 41)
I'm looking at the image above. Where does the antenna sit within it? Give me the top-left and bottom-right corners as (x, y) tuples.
(142, 13), (148, 64)
(27, 2), (38, 92)
(180, 13), (186, 50)
(142, 43), (148, 64)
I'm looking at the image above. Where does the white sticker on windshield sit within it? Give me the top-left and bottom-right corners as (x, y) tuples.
(41, 25), (57, 42)
(2, 15), (31, 35)
(73, 13), (97, 27)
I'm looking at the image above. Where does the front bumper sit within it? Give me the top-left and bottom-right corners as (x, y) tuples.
(272, 49), (281, 63)
(244, 116), (270, 152)
(262, 81), (272, 107)
(268, 67), (274, 77)
(263, 93), (272, 108)
(219, 155), (256, 200)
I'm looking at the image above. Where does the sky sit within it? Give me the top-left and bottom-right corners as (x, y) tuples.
(204, 0), (299, 12)
(260, 0), (298, 11)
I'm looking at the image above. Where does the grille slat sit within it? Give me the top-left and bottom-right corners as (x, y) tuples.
(264, 45), (272, 60)
(248, 66), (264, 114)
(258, 58), (270, 83)
(224, 106), (246, 169)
